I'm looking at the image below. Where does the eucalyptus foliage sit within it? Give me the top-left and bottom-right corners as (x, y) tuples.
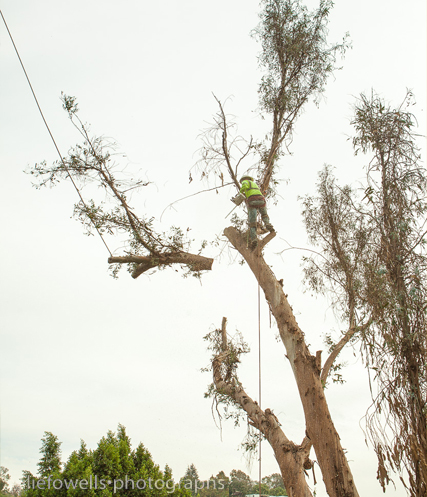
(196, 0), (349, 204)
(29, 95), (204, 279)
(301, 91), (426, 495)
(253, 0), (348, 193)
(203, 326), (250, 428)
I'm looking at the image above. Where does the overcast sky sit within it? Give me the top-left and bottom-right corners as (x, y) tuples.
(0, 1), (425, 496)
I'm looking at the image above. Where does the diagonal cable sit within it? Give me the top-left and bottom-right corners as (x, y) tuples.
(1, 9), (112, 257)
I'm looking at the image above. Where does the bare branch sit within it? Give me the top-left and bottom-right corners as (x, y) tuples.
(213, 94), (241, 190)
(160, 182), (233, 222)
(321, 325), (359, 384)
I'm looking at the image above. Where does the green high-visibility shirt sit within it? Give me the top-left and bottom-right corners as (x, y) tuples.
(240, 179), (262, 198)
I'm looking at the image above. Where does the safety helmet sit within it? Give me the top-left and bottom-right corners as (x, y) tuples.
(240, 175), (254, 183)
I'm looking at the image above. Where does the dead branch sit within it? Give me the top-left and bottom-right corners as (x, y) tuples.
(160, 182), (234, 222)
(213, 95), (241, 191)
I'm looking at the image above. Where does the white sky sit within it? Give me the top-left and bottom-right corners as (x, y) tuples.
(0, 1), (425, 496)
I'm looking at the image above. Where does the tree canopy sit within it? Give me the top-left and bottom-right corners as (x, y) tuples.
(21, 425), (191, 497)
(21, 0), (426, 496)
(1, 467), (11, 496)
(302, 91), (426, 493)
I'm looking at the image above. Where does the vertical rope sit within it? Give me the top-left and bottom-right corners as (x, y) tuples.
(257, 223), (262, 497)
(258, 279), (262, 496)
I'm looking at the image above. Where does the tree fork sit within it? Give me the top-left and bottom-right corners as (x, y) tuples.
(224, 226), (359, 497)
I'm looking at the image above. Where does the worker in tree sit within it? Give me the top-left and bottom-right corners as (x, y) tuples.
(239, 175), (275, 250)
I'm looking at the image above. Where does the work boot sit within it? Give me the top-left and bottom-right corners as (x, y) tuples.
(265, 223), (275, 232)
(249, 239), (258, 251)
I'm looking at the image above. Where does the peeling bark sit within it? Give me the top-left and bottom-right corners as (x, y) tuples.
(224, 226), (359, 497)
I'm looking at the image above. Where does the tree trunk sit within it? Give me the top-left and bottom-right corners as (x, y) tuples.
(224, 227), (359, 497)
(213, 319), (313, 497)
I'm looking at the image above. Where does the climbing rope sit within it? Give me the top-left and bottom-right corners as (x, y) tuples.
(257, 221), (262, 497)
(258, 277), (262, 496)
(0, 10), (113, 257)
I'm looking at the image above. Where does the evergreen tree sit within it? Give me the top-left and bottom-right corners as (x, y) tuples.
(229, 469), (252, 496)
(199, 471), (229, 497)
(181, 464), (199, 496)
(0, 467), (11, 495)
(262, 472), (287, 495)
(37, 433), (62, 477)
(21, 425), (191, 497)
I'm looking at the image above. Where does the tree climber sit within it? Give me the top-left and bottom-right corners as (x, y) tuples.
(238, 175), (275, 250)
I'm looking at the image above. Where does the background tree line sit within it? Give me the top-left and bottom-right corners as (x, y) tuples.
(181, 464), (287, 496)
(1, 427), (288, 496)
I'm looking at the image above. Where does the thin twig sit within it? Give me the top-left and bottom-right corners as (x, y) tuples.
(160, 183), (233, 221)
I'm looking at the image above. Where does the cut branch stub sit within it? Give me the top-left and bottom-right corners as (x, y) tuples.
(221, 317), (228, 351)
(259, 230), (277, 251)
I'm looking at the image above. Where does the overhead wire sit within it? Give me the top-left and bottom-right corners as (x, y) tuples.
(3, 9), (270, 491)
(0, 9), (113, 257)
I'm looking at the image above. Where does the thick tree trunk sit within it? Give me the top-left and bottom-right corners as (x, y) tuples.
(224, 227), (359, 497)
